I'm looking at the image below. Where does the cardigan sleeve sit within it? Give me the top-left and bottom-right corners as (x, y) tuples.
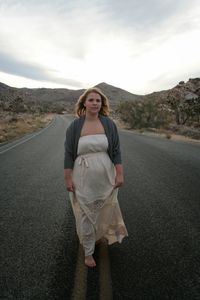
(64, 121), (75, 169)
(111, 120), (122, 165)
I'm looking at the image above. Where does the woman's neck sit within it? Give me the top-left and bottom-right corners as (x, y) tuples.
(85, 112), (99, 121)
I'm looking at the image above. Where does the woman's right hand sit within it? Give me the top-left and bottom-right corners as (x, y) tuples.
(65, 177), (75, 192)
(64, 169), (75, 192)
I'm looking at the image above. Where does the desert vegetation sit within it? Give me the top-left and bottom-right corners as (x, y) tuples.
(117, 98), (170, 129)
(0, 112), (54, 143)
(166, 90), (200, 126)
(0, 96), (58, 143)
(1, 78), (200, 143)
(0, 95), (69, 114)
(117, 79), (200, 140)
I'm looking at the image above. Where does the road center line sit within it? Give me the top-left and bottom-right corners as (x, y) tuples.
(71, 245), (87, 300)
(99, 241), (113, 300)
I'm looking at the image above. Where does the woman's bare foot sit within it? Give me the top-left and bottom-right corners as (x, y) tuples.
(85, 255), (96, 267)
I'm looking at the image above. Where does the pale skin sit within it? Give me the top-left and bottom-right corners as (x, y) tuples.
(64, 92), (124, 267)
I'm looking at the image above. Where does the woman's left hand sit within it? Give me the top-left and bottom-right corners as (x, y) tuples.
(114, 173), (124, 188)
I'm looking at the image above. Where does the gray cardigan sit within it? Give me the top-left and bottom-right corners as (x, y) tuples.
(64, 115), (122, 169)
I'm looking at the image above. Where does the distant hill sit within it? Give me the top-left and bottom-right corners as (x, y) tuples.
(0, 81), (141, 108)
(1, 78), (200, 111)
(95, 82), (140, 105)
(0, 82), (84, 105)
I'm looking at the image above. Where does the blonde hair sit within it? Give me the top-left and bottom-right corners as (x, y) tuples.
(75, 87), (110, 117)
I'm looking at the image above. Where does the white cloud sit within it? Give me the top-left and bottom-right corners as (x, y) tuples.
(0, 0), (199, 94)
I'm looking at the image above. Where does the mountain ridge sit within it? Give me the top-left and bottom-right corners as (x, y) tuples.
(0, 81), (140, 106)
(0, 78), (200, 107)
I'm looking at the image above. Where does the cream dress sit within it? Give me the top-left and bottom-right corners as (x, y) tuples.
(69, 134), (128, 256)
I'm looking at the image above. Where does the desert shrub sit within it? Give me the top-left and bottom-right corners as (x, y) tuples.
(166, 133), (171, 139)
(8, 96), (27, 113)
(117, 99), (170, 129)
(167, 91), (200, 126)
(169, 124), (200, 139)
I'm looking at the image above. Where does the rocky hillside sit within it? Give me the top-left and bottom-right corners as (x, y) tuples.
(0, 82), (84, 104)
(1, 78), (199, 142)
(0, 81), (140, 109)
(143, 78), (200, 102)
(116, 78), (200, 140)
(95, 82), (140, 105)
(1, 78), (199, 114)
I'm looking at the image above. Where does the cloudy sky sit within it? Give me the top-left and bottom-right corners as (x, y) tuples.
(0, 0), (199, 94)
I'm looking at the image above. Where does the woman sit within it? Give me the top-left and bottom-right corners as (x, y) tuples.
(64, 87), (128, 267)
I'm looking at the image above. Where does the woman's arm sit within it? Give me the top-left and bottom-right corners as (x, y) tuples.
(64, 120), (76, 169)
(111, 121), (124, 188)
(111, 121), (122, 165)
(64, 168), (75, 192)
(114, 163), (124, 188)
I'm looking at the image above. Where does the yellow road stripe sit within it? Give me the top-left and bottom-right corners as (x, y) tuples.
(99, 241), (113, 300)
(71, 241), (113, 300)
(71, 245), (87, 300)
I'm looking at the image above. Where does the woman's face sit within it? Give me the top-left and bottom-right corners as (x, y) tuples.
(84, 92), (102, 115)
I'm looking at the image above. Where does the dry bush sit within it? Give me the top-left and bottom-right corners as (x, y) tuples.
(169, 124), (200, 140)
(0, 113), (53, 143)
(117, 99), (170, 129)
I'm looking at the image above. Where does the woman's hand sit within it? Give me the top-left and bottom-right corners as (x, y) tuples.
(64, 168), (75, 192)
(114, 164), (124, 188)
(114, 173), (124, 188)
(65, 177), (75, 192)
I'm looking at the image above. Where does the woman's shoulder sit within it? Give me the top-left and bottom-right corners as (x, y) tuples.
(69, 115), (85, 127)
(99, 114), (112, 122)
(99, 114), (116, 127)
(66, 116), (81, 136)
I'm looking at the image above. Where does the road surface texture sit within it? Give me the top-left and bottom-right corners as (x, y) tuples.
(1, 115), (200, 300)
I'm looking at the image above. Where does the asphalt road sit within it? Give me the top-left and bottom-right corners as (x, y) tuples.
(0, 115), (200, 300)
